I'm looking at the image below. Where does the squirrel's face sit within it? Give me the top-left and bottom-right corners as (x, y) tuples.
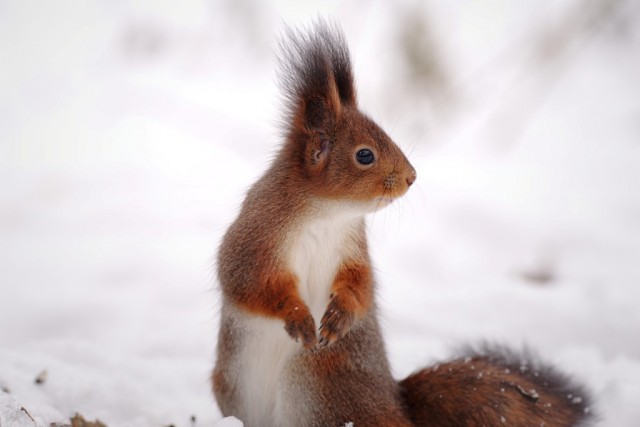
(302, 107), (416, 213)
(280, 24), (415, 212)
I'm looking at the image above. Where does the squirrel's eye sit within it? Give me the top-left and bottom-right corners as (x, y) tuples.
(356, 148), (375, 165)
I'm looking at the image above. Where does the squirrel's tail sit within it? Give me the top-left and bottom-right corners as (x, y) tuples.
(398, 344), (594, 427)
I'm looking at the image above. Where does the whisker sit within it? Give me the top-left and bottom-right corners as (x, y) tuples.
(406, 134), (422, 158)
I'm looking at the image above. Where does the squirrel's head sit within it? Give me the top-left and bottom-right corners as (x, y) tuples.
(279, 20), (416, 213)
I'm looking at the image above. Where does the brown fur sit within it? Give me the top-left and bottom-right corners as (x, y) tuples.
(319, 259), (373, 346)
(212, 20), (592, 427)
(400, 345), (593, 426)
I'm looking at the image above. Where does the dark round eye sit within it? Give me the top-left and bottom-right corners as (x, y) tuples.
(355, 148), (375, 165)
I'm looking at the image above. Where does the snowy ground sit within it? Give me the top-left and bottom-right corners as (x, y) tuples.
(1, 1), (639, 426)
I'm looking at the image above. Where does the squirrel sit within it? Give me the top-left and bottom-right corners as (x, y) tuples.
(212, 20), (593, 427)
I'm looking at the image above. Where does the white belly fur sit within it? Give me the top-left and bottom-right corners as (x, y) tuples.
(237, 209), (361, 427)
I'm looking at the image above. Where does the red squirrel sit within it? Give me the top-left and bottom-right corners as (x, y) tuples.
(212, 20), (593, 427)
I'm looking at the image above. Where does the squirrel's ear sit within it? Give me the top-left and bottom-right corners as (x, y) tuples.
(306, 130), (331, 170)
(299, 74), (340, 172)
(288, 97), (336, 166)
(281, 21), (356, 134)
(300, 73), (341, 131)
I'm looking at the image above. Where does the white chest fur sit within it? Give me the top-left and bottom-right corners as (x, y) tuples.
(236, 208), (362, 427)
(288, 214), (360, 322)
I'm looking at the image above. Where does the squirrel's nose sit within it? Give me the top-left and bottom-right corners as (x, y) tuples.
(406, 169), (417, 187)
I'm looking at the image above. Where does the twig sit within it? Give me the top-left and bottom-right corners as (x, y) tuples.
(20, 406), (36, 424)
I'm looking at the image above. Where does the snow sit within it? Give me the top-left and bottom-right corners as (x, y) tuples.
(1, 0), (639, 426)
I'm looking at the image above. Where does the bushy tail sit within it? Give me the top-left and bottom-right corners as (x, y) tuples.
(398, 345), (594, 427)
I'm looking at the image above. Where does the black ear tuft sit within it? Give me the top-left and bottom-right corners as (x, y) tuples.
(315, 22), (356, 106)
(278, 19), (357, 133)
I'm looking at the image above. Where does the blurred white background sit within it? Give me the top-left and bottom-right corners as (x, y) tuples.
(1, 0), (639, 425)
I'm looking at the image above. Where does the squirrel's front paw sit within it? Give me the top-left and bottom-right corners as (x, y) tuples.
(284, 306), (317, 349)
(319, 294), (356, 346)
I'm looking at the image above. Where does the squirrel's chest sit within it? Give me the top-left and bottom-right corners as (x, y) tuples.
(231, 215), (362, 426)
(287, 216), (359, 323)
